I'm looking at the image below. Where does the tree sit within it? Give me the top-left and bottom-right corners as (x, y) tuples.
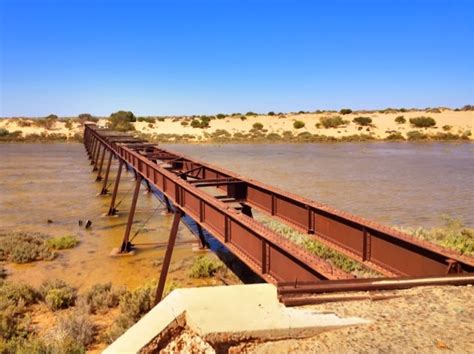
(107, 111), (136, 131)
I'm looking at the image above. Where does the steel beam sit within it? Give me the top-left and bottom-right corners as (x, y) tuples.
(154, 209), (183, 304)
(100, 151), (113, 195)
(120, 175), (142, 253)
(108, 160), (123, 215)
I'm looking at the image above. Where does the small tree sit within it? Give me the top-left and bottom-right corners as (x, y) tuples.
(216, 113), (226, 119)
(252, 122), (264, 130)
(246, 111), (257, 116)
(352, 117), (372, 126)
(339, 108), (352, 115)
(107, 111), (136, 131)
(293, 120), (305, 129)
(267, 111), (275, 116)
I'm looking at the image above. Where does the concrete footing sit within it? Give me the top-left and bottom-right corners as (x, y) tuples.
(104, 284), (369, 353)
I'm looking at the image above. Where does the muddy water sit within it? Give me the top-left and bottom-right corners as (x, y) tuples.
(1, 142), (473, 290)
(168, 142), (474, 228)
(0, 143), (201, 290)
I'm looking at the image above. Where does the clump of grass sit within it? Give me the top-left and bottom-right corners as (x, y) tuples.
(46, 235), (78, 250)
(293, 120), (305, 129)
(397, 216), (474, 256)
(137, 117), (156, 123)
(83, 283), (124, 314)
(189, 256), (224, 278)
(0, 281), (38, 306)
(319, 116), (348, 128)
(442, 125), (452, 131)
(409, 116), (436, 128)
(252, 122), (264, 130)
(352, 117), (372, 126)
(0, 232), (56, 263)
(395, 116), (406, 124)
(39, 279), (76, 311)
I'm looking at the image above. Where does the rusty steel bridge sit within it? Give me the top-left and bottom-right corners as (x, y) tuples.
(83, 124), (474, 304)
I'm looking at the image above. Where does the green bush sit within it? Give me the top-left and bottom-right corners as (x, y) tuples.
(246, 111), (257, 116)
(319, 116), (348, 128)
(267, 111), (275, 116)
(352, 117), (372, 126)
(39, 279), (76, 311)
(0, 128), (10, 137)
(157, 117), (165, 122)
(409, 116), (436, 128)
(46, 235), (78, 250)
(406, 130), (428, 140)
(107, 111), (136, 132)
(385, 132), (405, 141)
(216, 113), (226, 119)
(442, 125), (452, 131)
(34, 115), (58, 130)
(137, 117), (156, 123)
(0, 232), (55, 263)
(252, 122), (264, 130)
(339, 108), (352, 115)
(293, 120), (305, 129)
(64, 120), (74, 130)
(240, 116), (247, 121)
(189, 256), (224, 278)
(0, 281), (38, 306)
(395, 116), (406, 124)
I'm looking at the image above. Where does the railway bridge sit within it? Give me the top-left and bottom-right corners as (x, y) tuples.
(83, 123), (474, 305)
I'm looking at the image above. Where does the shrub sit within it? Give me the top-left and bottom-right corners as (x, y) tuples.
(460, 105), (473, 111)
(39, 279), (76, 311)
(64, 120), (74, 130)
(137, 117), (156, 123)
(406, 130), (428, 140)
(0, 232), (55, 263)
(0, 281), (38, 306)
(409, 116), (436, 128)
(245, 111), (257, 116)
(293, 120), (305, 129)
(339, 108), (352, 115)
(395, 116), (406, 124)
(106, 282), (155, 342)
(34, 115), (58, 130)
(267, 111), (275, 116)
(46, 308), (94, 352)
(352, 117), (372, 126)
(252, 122), (264, 130)
(266, 133), (282, 141)
(216, 113), (226, 119)
(180, 121), (188, 126)
(84, 283), (124, 314)
(240, 116), (247, 121)
(319, 116), (348, 128)
(107, 111), (136, 131)
(385, 132), (405, 141)
(46, 235), (78, 250)
(189, 256), (224, 278)
(0, 128), (9, 137)
(157, 117), (165, 122)
(442, 125), (452, 131)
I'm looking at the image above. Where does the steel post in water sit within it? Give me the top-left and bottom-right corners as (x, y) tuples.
(108, 160), (123, 216)
(120, 175), (142, 252)
(92, 144), (101, 171)
(155, 209), (183, 304)
(96, 146), (107, 181)
(101, 151), (113, 195)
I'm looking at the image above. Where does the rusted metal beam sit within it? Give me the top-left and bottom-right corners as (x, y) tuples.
(155, 209), (183, 304)
(100, 151), (113, 195)
(120, 175), (142, 253)
(108, 160), (123, 216)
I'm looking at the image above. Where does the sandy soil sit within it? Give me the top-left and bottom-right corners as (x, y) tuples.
(1, 109), (472, 141)
(231, 285), (474, 353)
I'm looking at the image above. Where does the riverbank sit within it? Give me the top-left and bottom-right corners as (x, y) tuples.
(0, 108), (472, 143)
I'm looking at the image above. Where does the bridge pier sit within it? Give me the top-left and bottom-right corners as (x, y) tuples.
(96, 147), (107, 181)
(120, 175), (142, 253)
(100, 151), (113, 195)
(90, 138), (97, 164)
(155, 209), (183, 304)
(108, 160), (123, 215)
(92, 144), (101, 171)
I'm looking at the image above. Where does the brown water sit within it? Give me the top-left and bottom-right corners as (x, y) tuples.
(0, 143), (201, 290)
(1, 142), (473, 289)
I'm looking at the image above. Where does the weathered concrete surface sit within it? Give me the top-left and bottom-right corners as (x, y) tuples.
(104, 284), (368, 353)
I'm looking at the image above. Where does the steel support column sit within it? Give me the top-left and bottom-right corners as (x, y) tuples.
(155, 209), (183, 304)
(92, 144), (102, 171)
(100, 151), (113, 195)
(120, 175), (142, 253)
(90, 138), (98, 163)
(108, 160), (123, 215)
(96, 146), (107, 181)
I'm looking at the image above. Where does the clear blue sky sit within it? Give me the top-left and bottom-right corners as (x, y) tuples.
(1, 0), (473, 117)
